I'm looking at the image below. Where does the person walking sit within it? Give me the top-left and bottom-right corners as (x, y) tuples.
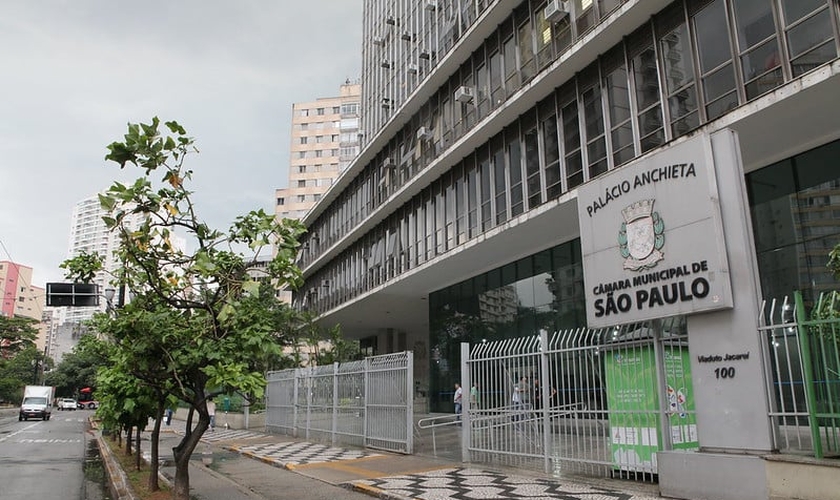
(470, 383), (479, 409)
(207, 399), (216, 431)
(453, 383), (463, 422)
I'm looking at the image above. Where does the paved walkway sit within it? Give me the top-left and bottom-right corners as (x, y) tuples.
(143, 419), (665, 500)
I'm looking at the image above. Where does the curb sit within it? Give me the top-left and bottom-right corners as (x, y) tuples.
(342, 482), (412, 500)
(95, 433), (139, 500)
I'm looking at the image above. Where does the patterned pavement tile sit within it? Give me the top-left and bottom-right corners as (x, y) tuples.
(199, 429), (265, 442)
(234, 440), (383, 466)
(352, 467), (662, 500)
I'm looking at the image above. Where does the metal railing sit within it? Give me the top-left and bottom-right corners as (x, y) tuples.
(761, 291), (840, 458)
(265, 351), (414, 454)
(460, 318), (690, 483)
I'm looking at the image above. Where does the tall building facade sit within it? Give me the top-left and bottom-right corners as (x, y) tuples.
(64, 195), (143, 324)
(275, 81), (362, 222)
(298, 1), (840, 498)
(0, 261), (44, 322)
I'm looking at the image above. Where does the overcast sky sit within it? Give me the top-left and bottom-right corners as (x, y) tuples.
(0, 1), (363, 289)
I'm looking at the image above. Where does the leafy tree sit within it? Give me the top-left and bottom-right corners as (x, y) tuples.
(44, 333), (109, 397)
(0, 346), (43, 402)
(0, 315), (38, 359)
(64, 117), (305, 500)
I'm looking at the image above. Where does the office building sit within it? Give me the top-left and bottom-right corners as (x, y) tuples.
(296, 1), (840, 498)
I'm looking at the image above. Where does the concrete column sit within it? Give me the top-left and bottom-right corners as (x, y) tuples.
(659, 129), (773, 500)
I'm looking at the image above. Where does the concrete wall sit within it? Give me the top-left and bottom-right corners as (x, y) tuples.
(171, 408), (265, 431)
(765, 456), (840, 500)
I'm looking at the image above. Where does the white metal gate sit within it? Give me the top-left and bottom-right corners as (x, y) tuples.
(266, 351), (414, 454)
(461, 317), (693, 482)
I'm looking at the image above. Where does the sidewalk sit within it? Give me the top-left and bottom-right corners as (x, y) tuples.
(141, 419), (666, 500)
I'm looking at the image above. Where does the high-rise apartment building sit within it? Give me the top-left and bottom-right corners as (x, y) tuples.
(275, 81), (362, 222)
(297, 1), (840, 498)
(0, 261), (44, 322)
(64, 195), (143, 324)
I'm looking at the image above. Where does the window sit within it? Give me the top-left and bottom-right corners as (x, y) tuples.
(693, 0), (737, 120)
(332, 106), (340, 114)
(492, 139), (507, 224)
(542, 112), (562, 200)
(298, 151), (307, 159)
(298, 165), (307, 173)
(300, 137), (308, 145)
(659, 7), (699, 138)
(299, 109), (310, 117)
(732, 0), (782, 100)
(331, 134), (339, 142)
(605, 52), (635, 166)
(518, 16), (535, 82)
(507, 134), (524, 217)
(630, 28), (664, 153)
(298, 180), (306, 188)
(582, 83), (607, 179)
(315, 150), (323, 158)
(523, 115), (542, 208)
(316, 135), (325, 143)
(317, 107), (325, 115)
(296, 195), (306, 202)
(781, 0), (836, 77)
(561, 92), (583, 189)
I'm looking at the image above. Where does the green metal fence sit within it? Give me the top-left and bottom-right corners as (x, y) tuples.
(795, 290), (840, 458)
(761, 291), (840, 458)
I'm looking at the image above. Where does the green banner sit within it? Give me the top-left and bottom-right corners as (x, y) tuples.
(604, 345), (697, 473)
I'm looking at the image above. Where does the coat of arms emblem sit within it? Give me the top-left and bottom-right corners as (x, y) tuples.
(618, 199), (665, 271)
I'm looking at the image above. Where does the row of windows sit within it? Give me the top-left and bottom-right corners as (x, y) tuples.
(297, 164), (340, 174)
(296, 0), (839, 313)
(298, 106), (342, 117)
(277, 193), (324, 206)
(297, 149), (341, 159)
(299, 135), (341, 144)
(293, 121), (343, 131)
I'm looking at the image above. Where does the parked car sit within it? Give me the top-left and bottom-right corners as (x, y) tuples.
(58, 398), (77, 411)
(78, 400), (98, 410)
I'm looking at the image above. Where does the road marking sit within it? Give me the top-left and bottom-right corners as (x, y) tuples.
(0, 422), (40, 443)
(18, 438), (82, 443)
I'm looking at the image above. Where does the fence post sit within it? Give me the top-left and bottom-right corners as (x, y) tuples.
(539, 329), (551, 474)
(652, 319), (673, 453)
(333, 362), (339, 445)
(293, 368), (300, 438)
(364, 356), (370, 446)
(407, 351), (414, 454)
(795, 290), (823, 458)
(461, 342), (471, 463)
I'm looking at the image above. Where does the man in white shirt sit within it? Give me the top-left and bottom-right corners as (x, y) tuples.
(453, 383), (463, 421)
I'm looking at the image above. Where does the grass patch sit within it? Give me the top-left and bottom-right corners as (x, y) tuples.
(103, 436), (172, 500)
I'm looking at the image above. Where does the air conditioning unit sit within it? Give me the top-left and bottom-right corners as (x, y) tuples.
(416, 126), (432, 141)
(321, 280), (330, 289)
(454, 85), (475, 104)
(385, 15), (396, 25)
(401, 32), (412, 41)
(407, 63), (418, 74)
(380, 59), (391, 69)
(418, 49), (431, 60)
(383, 157), (396, 169)
(372, 35), (384, 46)
(357, 129), (365, 138)
(544, 0), (570, 23)
(381, 97), (391, 109)
(424, 0), (437, 11)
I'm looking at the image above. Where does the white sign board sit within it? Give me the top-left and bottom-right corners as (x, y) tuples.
(577, 134), (733, 328)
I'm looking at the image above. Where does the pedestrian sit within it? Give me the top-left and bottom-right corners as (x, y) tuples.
(453, 383), (463, 422)
(470, 383), (479, 409)
(207, 399), (216, 431)
(165, 407), (173, 426)
(513, 375), (530, 422)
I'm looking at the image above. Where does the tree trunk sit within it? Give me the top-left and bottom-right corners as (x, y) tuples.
(126, 425), (133, 456)
(171, 414), (209, 500)
(148, 401), (164, 491)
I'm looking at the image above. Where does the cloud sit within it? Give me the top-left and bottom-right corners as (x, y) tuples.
(0, 0), (362, 287)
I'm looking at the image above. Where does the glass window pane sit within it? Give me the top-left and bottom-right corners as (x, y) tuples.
(787, 9), (834, 59)
(733, 0), (777, 49)
(660, 24), (695, 93)
(741, 39), (782, 81)
(606, 66), (631, 124)
(703, 63), (736, 102)
(634, 47), (660, 110)
(706, 91), (738, 120)
(694, 0), (732, 72)
(791, 40), (837, 78)
(583, 87), (604, 139)
(611, 122), (633, 152)
(782, 0), (826, 24)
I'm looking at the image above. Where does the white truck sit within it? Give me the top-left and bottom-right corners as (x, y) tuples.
(19, 385), (55, 421)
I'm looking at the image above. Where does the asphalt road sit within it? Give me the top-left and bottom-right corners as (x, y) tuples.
(0, 407), (95, 499)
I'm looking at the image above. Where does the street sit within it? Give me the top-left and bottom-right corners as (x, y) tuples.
(0, 407), (94, 499)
